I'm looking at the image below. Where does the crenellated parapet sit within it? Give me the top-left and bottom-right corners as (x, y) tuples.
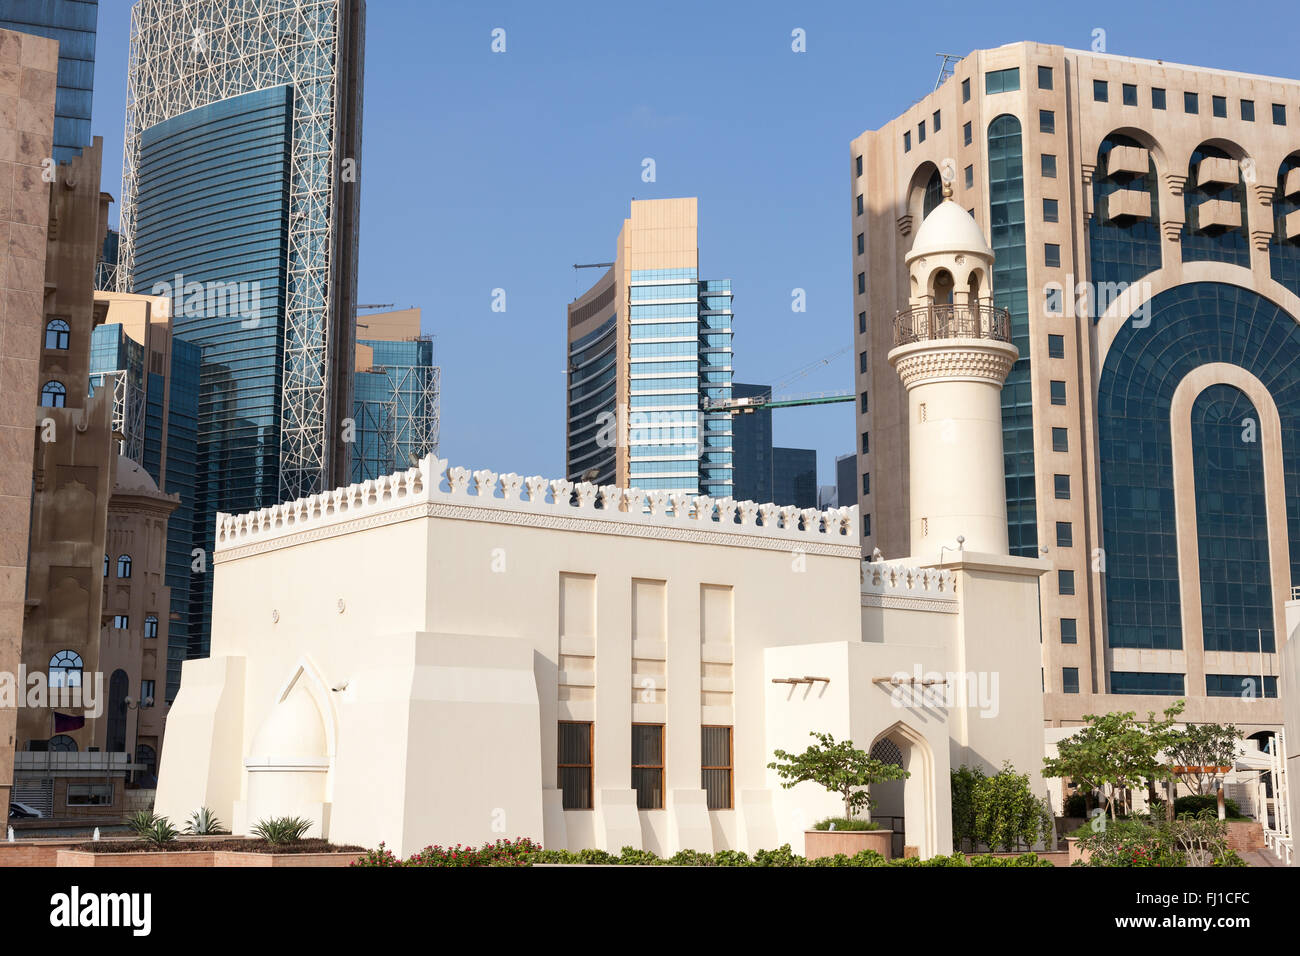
(860, 559), (959, 612)
(213, 454), (860, 557)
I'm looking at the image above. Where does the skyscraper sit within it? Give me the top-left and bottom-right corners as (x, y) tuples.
(117, 0), (365, 658)
(851, 41), (1300, 730)
(352, 308), (439, 481)
(731, 383), (773, 503)
(0, 0), (98, 162)
(773, 447), (817, 510)
(566, 198), (734, 497)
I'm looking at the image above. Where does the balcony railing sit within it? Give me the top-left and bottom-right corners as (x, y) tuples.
(892, 303), (1012, 347)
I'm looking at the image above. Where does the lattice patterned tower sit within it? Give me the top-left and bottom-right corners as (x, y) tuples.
(887, 186), (1019, 558)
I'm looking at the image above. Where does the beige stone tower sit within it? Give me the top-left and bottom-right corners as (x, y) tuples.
(887, 187), (1019, 560)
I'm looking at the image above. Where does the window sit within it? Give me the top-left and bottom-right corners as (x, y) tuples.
(856, 233), (864, 255)
(1110, 672), (1185, 696)
(858, 312), (866, 334)
(962, 121), (972, 146)
(117, 554), (132, 578)
(1052, 427), (1069, 452)
(1048, 334), (1065, 358)
(859, 351), (867, 373)
(1152, 87), (1166, 110)
(631, 723), (664, 810)
(1212, 95), (1226, 118)
(1241, 99), (1255, 122)
(144, 615), (158, 638)
(856, 194), (863, 215)
(1045, 286), (1062, 314)
(1056, 521), (1073, 547)
(1273, 103), (1288, 126)
(1041, 154), (1057, 178)
(103, 553), (108, 577)
(1044, 243), (1061, 268)
(861, 432), (869, 454)
(863, 513), (871, 536)
(1122, 83), (1138, 107)
(49, 650), (83, 689)
(903, 131), (911, 152)
(1058, 569), (1075, 595)
(1050, 380), (1067, 405)
(1043, 198), (1059, 222)
(1061, 618), (1078, 644)
(1039, 109), (1055, 133)
(919, 120), (928, 144)
(1062, 667), (1080, 694)
(44, 318), (70, 350)
(962, 77), (970, 102)
(860, 392), (868, 412)
(964, 165), (973, 188)
(1093, 79), (1108, 102)
(140, 680), (155, 706)
(1054, 474), (1071, 499)
(985, 68), (1019, 94)
(40, 381), (67, 408)
(558, 721), (593, 809)
(932, 110), (941, 132)
(112, 615), (129, 629)
(861, 472), (870, 494)
(857, 272), (865, 294)
(1206, 674), (1278, 698)
(48, 734), (78, 752)
(702, 726), (733, 810)
(1184, 92), (1198, 114)
(67, 784), (113, 807)
(855, 155), (863, 176)
(1037, 65), (1053, 90)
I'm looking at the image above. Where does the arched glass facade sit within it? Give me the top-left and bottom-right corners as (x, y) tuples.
(1089, 134), (1163, 296)
(1191, 384), (1274, 653)
(987, 115), (1037, 556)
(1182, 144), (1251, 268)
(1098, 283), (1300, 651)
(1270, 153), (1300, 297)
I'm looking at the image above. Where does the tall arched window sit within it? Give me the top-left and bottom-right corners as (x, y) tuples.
(44, 318), (70, 350)
(117, 554), (132, 578)
(144, 615), (158, 638)
(48, 734), (78, 752)
(40, 381), (67, 408)
(49, 650), (84, 689)
(106, 670), (129, 753)
(103, 553), (109, 577)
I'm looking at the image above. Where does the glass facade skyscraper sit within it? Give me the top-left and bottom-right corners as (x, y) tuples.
(352, 311), (439, 482)
(118, 0), (365, 660)
(731, 384), (773, 504)
(0, 0), (97, 162)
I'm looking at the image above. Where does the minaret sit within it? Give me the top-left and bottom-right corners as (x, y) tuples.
(887, 183), (1018, 558)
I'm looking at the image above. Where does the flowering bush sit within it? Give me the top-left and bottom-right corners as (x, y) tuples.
(350, 838), (540, 867)
(1073, 812), (1246, 867)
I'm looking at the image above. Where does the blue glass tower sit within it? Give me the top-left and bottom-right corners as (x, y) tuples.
(0, 0), (98, 162)
(353, 335), (439, 481)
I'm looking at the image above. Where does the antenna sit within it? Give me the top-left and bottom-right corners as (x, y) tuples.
(935, 53), (962, 91)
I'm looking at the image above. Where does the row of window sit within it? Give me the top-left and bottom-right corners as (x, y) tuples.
(48, 651), (157, 690)
(558, 722), (733, 811)
(1058, 670), (1278, 697)
(1093, 80), (1289, 126)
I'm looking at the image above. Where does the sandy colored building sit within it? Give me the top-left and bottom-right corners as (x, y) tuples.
(0, 26), (59, 813)
(851, 41), (1300, 732)
(157, 202), (1050, 859)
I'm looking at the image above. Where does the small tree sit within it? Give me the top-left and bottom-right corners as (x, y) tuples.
(1043, 701), (1185, 820)
(768, 731), (908, 820)
(950, 765), (986, 851)
(971, 762), (1052, 852)
(1167, 723), (1241, 797)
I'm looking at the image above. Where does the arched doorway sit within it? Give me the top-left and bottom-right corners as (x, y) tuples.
(869, 722), (938, 858)
(106, 669), (129, 752)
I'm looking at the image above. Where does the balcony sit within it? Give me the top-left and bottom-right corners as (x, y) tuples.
(1196, 156), (1240, 189)
(892, 303), (1012, 347)
(1285, 209), (1300, 242)
(1196, 198), (1241, 233)
(1106, 188), (1151, 222)
(1108, 145), (1150, 179)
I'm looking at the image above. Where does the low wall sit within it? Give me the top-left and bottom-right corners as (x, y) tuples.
(804, 829), (893, 860)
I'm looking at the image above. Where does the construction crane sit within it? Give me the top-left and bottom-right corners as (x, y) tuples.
(356, 303), (395, 311)
(573, 262), (615, 270)
(706, 344), (855, 414)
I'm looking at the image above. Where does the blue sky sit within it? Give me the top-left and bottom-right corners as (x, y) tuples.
(87, 0), (1295, 486)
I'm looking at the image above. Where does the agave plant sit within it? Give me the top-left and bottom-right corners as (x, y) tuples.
(185, 806), (226, 835)
(251, 815), (313, 846)
(124, 809), (160, 837)
(141, 817), (179, 849)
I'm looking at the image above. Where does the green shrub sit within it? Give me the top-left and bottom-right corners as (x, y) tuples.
(617, 846), (662, 866)
(751, 844), (806, 867)
(251, 815), (313, 846)
(1062, 793), (1089, 817)
(1173, 794), (1245, 820)
(184, 806), (226, 835)
(665, 848), (716, 866)
(711, 849), (751, 866)
(811, 817), (881, 831)
(140, 817), (179, 849)
(1074, 811), (1240, 867)
(124, 809), (160, 837)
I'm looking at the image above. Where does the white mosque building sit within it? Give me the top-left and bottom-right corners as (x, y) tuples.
(156, 196), (1053, 858)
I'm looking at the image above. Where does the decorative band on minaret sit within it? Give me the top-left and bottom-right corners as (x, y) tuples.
(887, 193), (1018, 558)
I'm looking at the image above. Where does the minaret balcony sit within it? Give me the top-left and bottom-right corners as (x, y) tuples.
(892, 303), (1012, 347)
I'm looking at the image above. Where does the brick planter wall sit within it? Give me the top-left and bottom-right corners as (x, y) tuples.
(803, 829), (893, 860)
(1226, 821), (1265, 852)
(212, 850), (363, 867)
(56, 849), (215, 867)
